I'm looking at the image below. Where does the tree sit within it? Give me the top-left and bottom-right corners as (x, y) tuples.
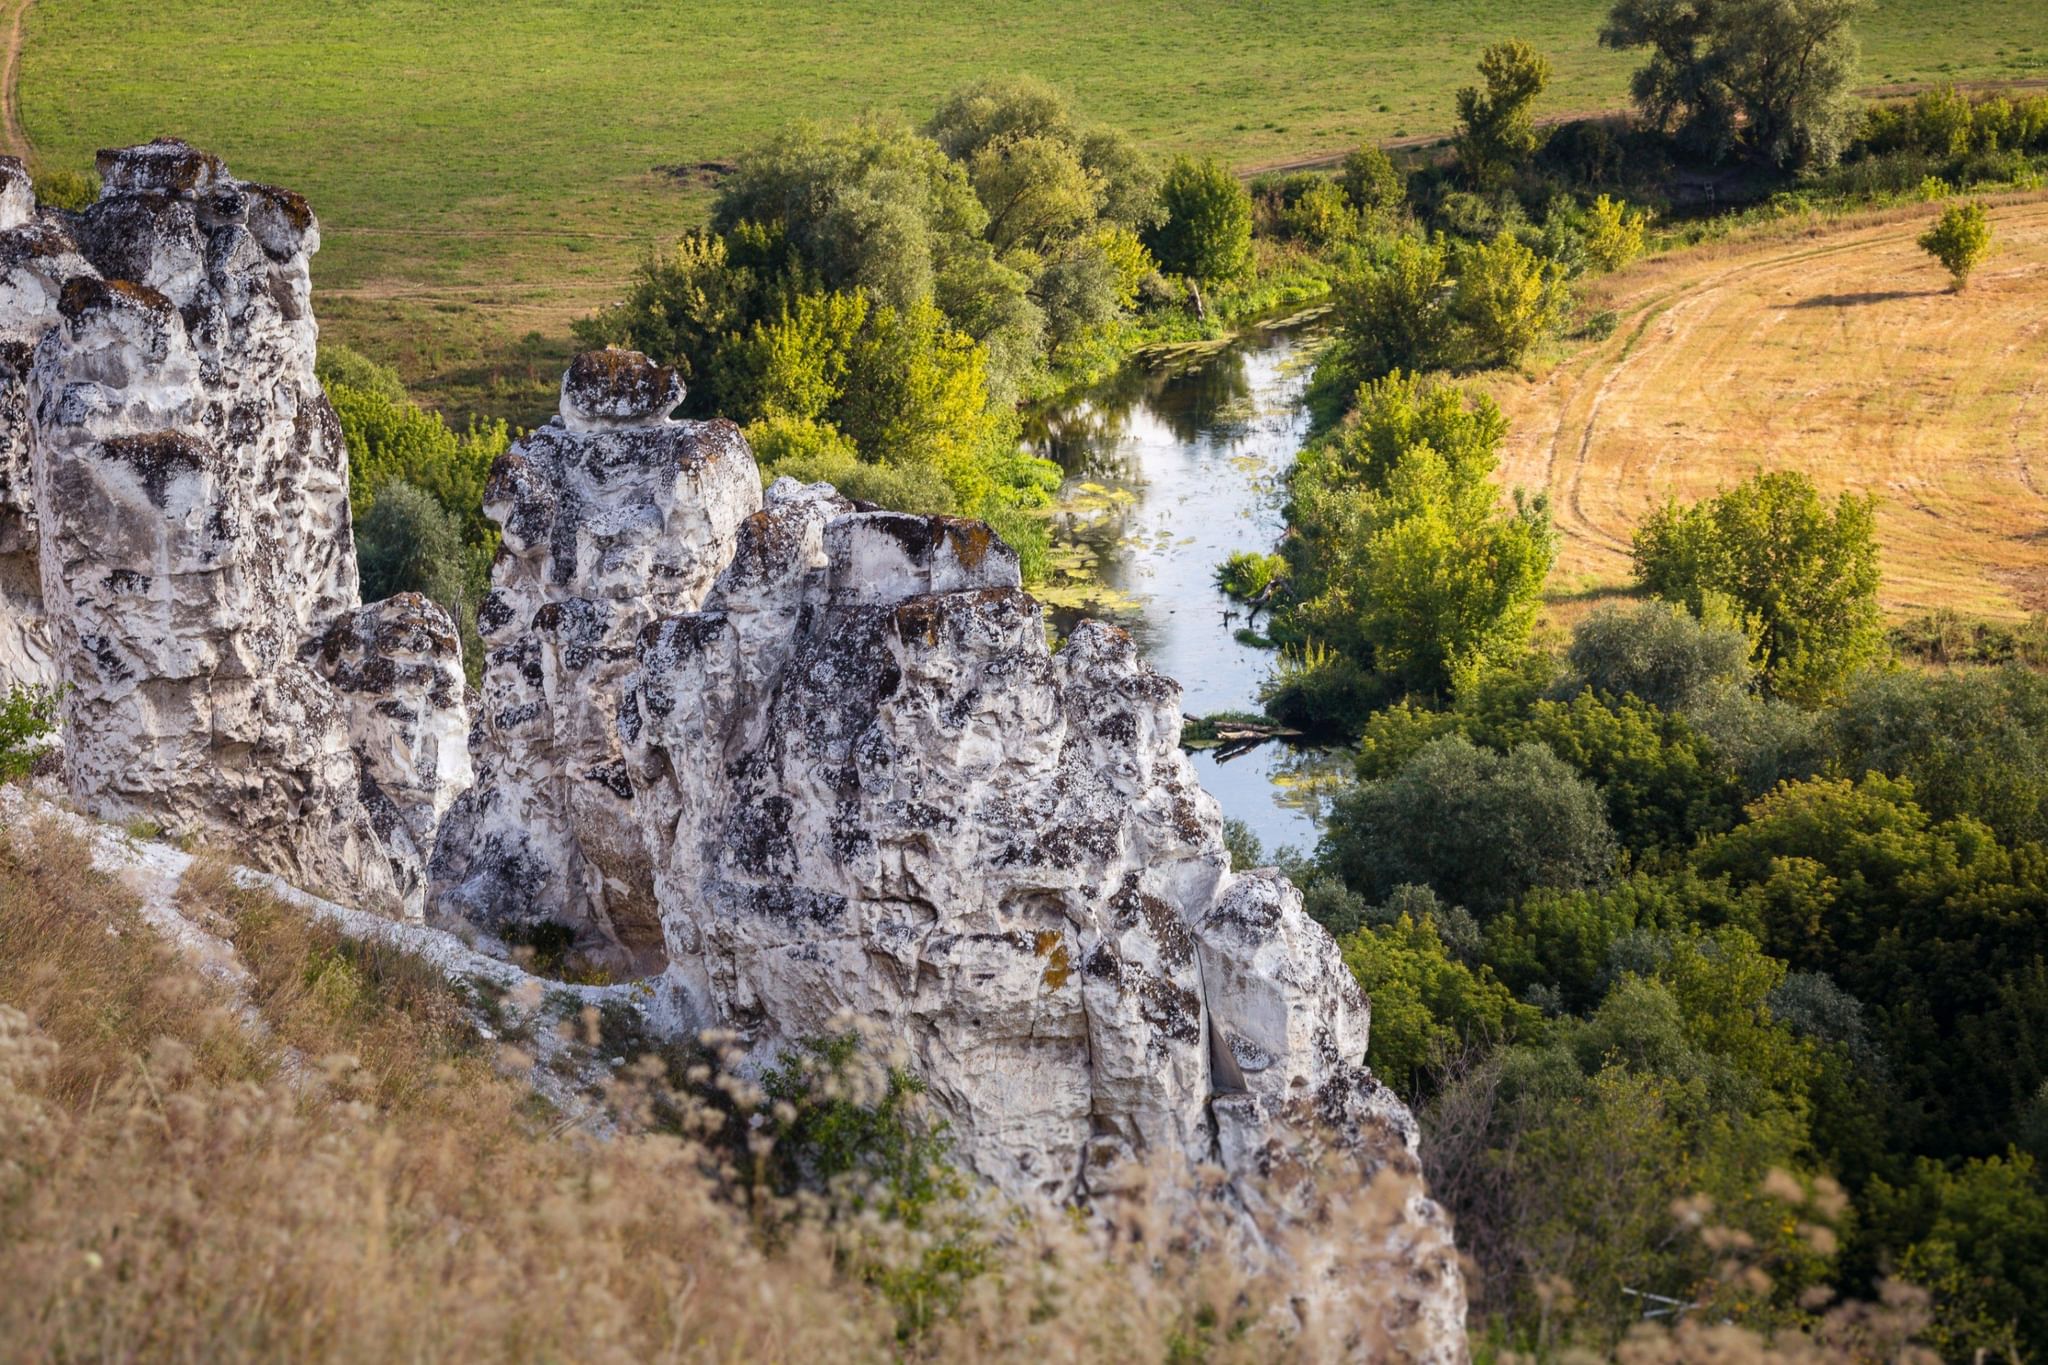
(1865, 1154), (2048, 1363)
(1284, 374), (1553, 692)
(1632, 470), (1884, 701)
(1146, 156), (1253, 284)
(1325, 735), (1617, 916)
(356, 479), (472, 628)
(1565, 600), (1755, 714)
(1339, 144), (1407, 217)
(1919, 199), (1993, 290)
(1329, 235), (1457, 379)
(1340, 913), (1540, 1096)
(1601, 0), (1867, 169)
(0, 682), (61, 780)
(1451, 230), (1570, 368)
(1453, 40), (1553, 189)
(1581, 194), (1648, 271)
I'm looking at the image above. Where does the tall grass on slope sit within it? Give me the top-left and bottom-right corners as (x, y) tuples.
(0, 817), (1951, 1362)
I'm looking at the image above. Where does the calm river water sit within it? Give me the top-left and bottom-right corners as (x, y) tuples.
(1031, 324), (1347, 858)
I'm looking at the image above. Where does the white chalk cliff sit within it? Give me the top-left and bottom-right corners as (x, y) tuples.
(0, 143), (1466, 1357)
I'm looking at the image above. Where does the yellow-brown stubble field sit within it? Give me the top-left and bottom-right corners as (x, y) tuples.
(1488, 195), (2048, 622)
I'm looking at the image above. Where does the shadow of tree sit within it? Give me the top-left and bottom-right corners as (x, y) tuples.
(1789, 289), (1946, 308)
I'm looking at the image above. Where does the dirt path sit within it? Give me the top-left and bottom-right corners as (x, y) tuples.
(1483, 194), (2048, 621)
(2, 0), (31, 163)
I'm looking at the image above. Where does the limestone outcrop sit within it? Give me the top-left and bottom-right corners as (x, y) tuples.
(0, 140), (466, 915)
(432, 349), (760, 970)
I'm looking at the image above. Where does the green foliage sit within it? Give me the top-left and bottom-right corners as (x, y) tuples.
(1340, 913), (1540, 1095)
(1325, 735), (1617, 916)
(1830, 666), (2048, 845)
(0, 683), (62, 781)
(356, 480), (470, 611)
(1147, 156), (1254, 284)
(1580, 193), (1647, 270)
(30, 167), (99, 212)
(1213, 550), (1287, 600)
(1601, 0), (1869, 169)
(1696, 773), (2048, 1159)
(1283, 372), (1553, 696)
(1496, 690), (1746, 854)
(315, 343), (409, 406)
(1338, 144), (1407, 217)
(1865, 1153), (2048, 1361)
(1451, 230), (1570, 367)
(327, 377), (506, 556)
(1275, 177), (1357, 247)
(1632, 470), (1884, 701)
(1453, 40), (1553, 189)
(1566, 600), (1756, 713)
(1917, 198), (1992, 289)
(1327, 235), (1456, 379)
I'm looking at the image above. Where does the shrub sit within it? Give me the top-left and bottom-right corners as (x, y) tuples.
(1276, 177), (1356, 247)
(1581, 193), (1647, 271)
(30, 167), (98, 212)
(0, 683), (61, 780)
(1213, 550), (1286, 600)
(1323, 734), (1618, 916)
(1328, 235), (1457, 379)
(1451, 230), (1570, 368)
(1146, 155), (1254, 284)
(1565, 599), (1755, 713)
(1918, 199), (1992, 290)
(1339, 144), (1407, 217)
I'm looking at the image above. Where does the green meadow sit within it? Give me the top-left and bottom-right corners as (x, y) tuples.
(23, 0), (2045, 416)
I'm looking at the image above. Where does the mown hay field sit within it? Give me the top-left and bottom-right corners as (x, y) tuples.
(19, 0), (2047, 413)
(1487, 196), (2048, 621)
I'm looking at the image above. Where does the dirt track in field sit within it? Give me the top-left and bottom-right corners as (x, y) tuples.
(1485, 195), (2048, 620)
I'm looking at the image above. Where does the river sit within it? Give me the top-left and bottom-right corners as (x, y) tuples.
(1030, 323), (1348, 859)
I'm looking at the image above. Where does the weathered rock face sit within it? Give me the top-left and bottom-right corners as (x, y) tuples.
(433, 349), (760, 967)
(607, 478), (1466, 1344)
(311, 593), (473, 914)
(0, 140), (466, 914)
(0, 156), (86, 689)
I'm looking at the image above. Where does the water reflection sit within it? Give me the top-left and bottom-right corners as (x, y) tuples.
(1031, 324), (1338, 855)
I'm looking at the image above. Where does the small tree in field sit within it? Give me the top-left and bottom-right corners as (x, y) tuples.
(1918, 200), (1992, 291)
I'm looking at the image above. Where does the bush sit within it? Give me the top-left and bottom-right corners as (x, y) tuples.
(1580, 193), (1647, 271)
(1565, 600), (1755, 713)
(1214, 550), (1287, 600)
(1918, 199), (1992, 290)
(1339, 145), (1406, 217)
(749, 414), (958, 513)
(1327, 235), (1458, 379)
(1275, 177), (1356, 247)
(1146, 155), (1254, 284)
(30, 167), (98, 212)
(1323, 734), (1618, 916)
(1451, 230), (1570, 368)
(0, 683), (61, 780)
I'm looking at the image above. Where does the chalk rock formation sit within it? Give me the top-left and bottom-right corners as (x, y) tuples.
(0, 155), (87, 688)
(434, 349), (760, 966)
(608, 478), (1465, 1344)
(311, 593), (474, 913)
(2, 140), (466, 914)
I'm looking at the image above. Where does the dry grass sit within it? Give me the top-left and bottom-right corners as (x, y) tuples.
(0, 816), (1457, 1363)
(0, 813), (1957, 1362)
(1487, 193), (2048, 623)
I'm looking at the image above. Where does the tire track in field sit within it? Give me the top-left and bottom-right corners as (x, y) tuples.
(1494, 197), (2048, 615)
(2, 0), (31, 164)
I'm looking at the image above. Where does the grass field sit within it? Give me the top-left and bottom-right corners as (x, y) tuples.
(1485, 195), (2048, 623)
(19, 0), (2048, 417)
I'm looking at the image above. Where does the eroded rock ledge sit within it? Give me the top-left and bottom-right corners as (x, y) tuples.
(0, 143), (1467, 1357)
